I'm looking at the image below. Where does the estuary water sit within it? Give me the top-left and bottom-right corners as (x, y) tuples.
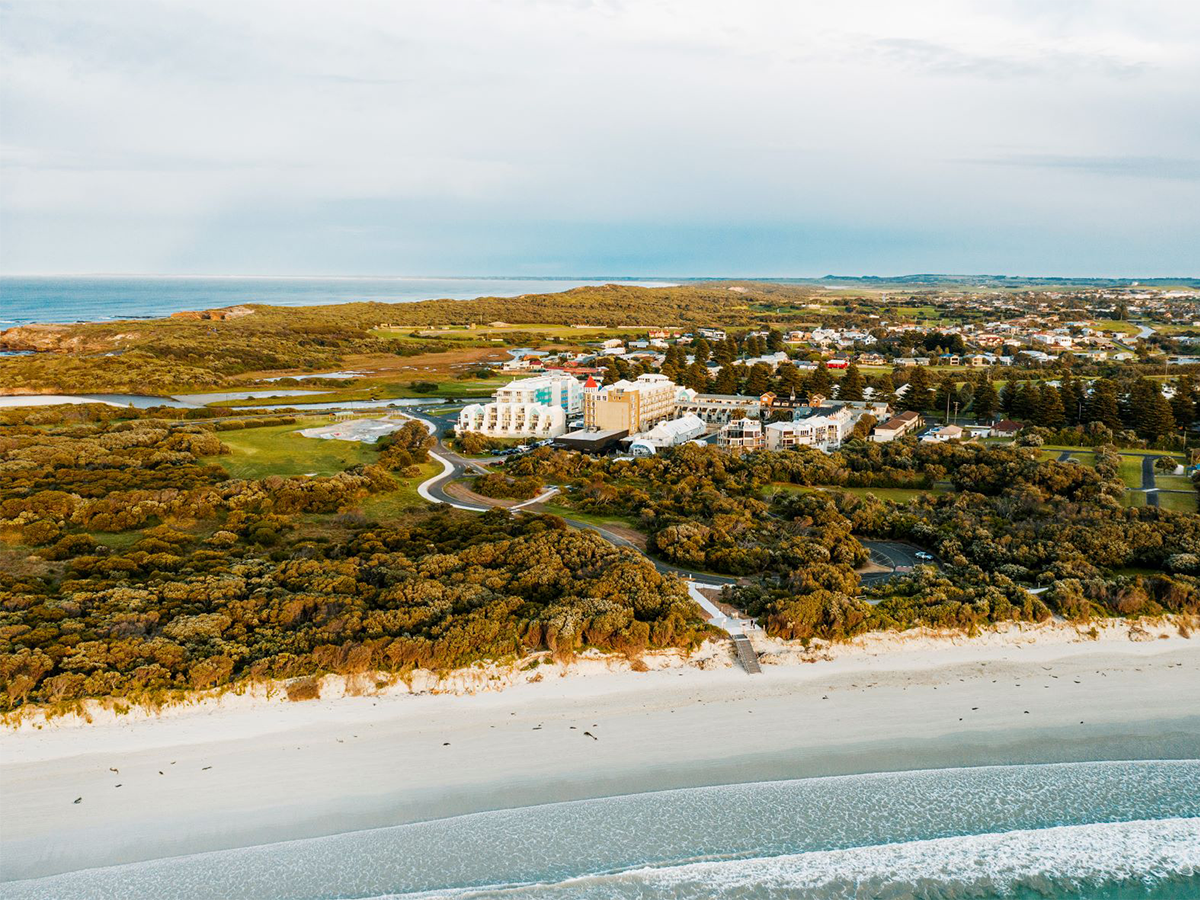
(3, 760), (1197, 900)
(0, 276), (677, 327)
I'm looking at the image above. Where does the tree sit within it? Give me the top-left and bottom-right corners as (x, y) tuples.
(973, 380), (999, 422)
(902, 366), (932, 412)
(684, 361), (711, 392)
(873, 372), (896, 404)
(1085, 379), (1121, 431)
(692, 338), (711, 365)
(839, 364), (865, 401)
(746, 362), (772, 396)
(1059, 376), (1085, 426)
(1171, 375), (1196, 429)
(767, 329), (785, 352)
(714, 365), (738, 394)
(809, 361), (833, 399)
(1038, 383), (1066, 429)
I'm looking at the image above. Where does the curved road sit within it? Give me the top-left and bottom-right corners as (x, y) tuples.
(403, 410), (741, 587)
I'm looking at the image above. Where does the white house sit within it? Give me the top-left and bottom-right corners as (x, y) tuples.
(630, 414), (706, 448)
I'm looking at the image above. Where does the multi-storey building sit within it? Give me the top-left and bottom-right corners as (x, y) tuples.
(458, 373), (583, 438)
(583, 373), (681, 434)
(764, 406), (854, 452)
(718, 417), (764, 450)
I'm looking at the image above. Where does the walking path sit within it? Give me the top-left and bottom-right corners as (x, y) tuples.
(405, 409), (763, 671)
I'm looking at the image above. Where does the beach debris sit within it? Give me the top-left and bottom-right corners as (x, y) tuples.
(114, 784), (122, 788)
(109, 767), (118, 773)
(74, 797), (82, 804)
(159, 771), (164, 775)
(202, 766), (212, 770)
(583, 731), (598, 740)
(443, 742), (450, 746)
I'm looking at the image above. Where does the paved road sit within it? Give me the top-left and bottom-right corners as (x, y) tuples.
(860, 539), (936, 585)
(404, 410), (741, 586)
(1142, 454), (1160, 507)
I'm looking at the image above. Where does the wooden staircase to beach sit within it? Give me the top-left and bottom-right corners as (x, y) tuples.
(732, 635), (762, 674)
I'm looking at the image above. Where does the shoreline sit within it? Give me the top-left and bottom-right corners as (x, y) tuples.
(3, 615), (1189, 736)
(2, 619), (1198, 881)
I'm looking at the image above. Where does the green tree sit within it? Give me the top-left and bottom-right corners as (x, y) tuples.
(1085, 379), (1121, 431)
(973, 380), (999, 422)
(714, 365), (738, 394)
(839, 363), (865, 401)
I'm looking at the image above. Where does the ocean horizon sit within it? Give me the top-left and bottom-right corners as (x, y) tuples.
(0, 275), (682, 328)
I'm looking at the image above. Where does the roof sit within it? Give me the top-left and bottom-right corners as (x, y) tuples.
(991, 419), (1023, 433)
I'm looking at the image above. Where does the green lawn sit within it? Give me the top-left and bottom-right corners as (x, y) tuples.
(1117, 456), (1146, 489)
(1156, 473), (1193, 492)
(209, 419), (381, 478)
(1157, 491), (1198, 513)
(360, 461), (444, 517)
(534, 502), (640, 530)
(770, 483), (943, 503)
(1121, 491), (1148, 508)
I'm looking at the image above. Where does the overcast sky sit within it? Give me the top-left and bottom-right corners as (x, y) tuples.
(1, 0), (1198, 276)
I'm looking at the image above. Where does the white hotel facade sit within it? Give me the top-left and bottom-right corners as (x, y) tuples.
(458, 373), (583, 439)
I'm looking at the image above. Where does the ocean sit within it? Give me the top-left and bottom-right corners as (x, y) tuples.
(0, 276), (679, 328)
(3, 760), (1197, 900)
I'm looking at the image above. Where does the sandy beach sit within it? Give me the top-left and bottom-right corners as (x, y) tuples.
(3, 620), (1199, 882)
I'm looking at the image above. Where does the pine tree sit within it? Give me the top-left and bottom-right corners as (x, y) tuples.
(1133, 380), (1175, 441)
(1013, 381), (1035, 421)
(746, 362), (772, 395)
(1085, 379), (1121, 430)
(767, 329), (784, 352)
(873, 372), (896, 403)
(715, 339), (736, 365)
(684, 361), (711, 392)
(839, 363), (865, 401)
(1039, 383), (1065, 429)
(692, 338), (711, 365)
(809, 361), (833, 399)
(1059, 376), (1084, 426)
(1000, 380), (1018, 415)
(903, 366), (932, 411)
(714, 365), (738, 394)
(1171, 375), (1196, 428)
(973, 380), (999, 422)
(776, 363), (801, 395)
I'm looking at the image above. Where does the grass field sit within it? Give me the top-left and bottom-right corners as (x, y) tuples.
(210, 419), (380, 478)
(1156, 473), (1194, 492)
(1157, 491), (1198, 513)
(534, 502), (640, 530)
(770, 483), (943, 503)
(1116, 456), (1147, 489)
(359, 461), (444, 517)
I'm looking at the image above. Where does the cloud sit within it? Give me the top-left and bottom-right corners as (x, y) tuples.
(1, 0), (1198, 275)
(962, 154), (1200, 180)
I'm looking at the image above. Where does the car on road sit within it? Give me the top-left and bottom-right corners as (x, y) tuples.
(915, 551), (933, 561)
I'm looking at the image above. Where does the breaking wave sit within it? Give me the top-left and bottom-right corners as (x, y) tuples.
(397, 818), (1200, 899)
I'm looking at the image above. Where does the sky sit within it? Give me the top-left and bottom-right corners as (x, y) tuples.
(1, 0), (1198, 277)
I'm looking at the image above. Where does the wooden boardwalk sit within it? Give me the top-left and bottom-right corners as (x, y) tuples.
(732, 635), (762, 674)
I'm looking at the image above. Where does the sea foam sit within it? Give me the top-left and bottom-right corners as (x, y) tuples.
(394, 818), (1200, 899)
